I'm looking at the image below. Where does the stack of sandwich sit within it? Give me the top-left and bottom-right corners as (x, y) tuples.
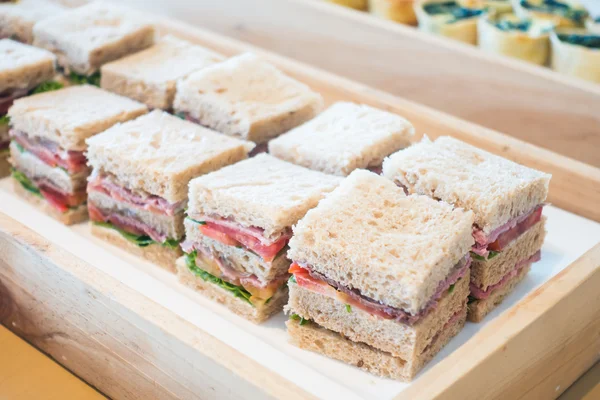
(0, 0), (554, 383)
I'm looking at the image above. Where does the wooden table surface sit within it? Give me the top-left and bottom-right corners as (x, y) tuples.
(0, 322), (597, 399)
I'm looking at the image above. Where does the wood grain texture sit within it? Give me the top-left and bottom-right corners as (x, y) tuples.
(142, 18), (600, 222)
(398, 243), (600, 400)
(0, 325), (105, 400)
(0, 214), (315, 400)
(122, 0), (600, 167)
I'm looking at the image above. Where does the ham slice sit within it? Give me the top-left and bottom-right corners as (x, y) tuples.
(290, 255), (471, 325)
(10, 129), (87, 174)
(469, 250), (541, 299)
(87, 173), (184, 216)
(195, 215), (292, 245)
(88, 201), (168, 243)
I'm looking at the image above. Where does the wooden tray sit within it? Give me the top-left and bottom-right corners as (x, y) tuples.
(1, 13), (600, 400)
(122, 0), (600, 168)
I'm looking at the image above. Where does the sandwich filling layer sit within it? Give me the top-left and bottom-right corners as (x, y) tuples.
(471, 204), (544, 259)
(289, 255), (470, 325)
(469, 250), (541, 300)
(87, 173), (183, 248)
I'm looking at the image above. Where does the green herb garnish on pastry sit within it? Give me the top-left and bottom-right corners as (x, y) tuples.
(416, 0), (487, 45)
(513, 0), (589, 27)
(550, 28), (600, 83)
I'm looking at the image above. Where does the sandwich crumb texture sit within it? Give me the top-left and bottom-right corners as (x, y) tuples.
(0, 39), (56, 92)
(382, 136), (551, 234)
(288, 170), (474, 315)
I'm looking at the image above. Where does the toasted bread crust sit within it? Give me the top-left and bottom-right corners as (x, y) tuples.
(12, 179), (88, 225)
(176, 257), (288, 323)
(286, 306), (466, 381)
(471, 218), (546, 290)
(91, 223), (182, 273)
(0, 153), (10, 178)
(468, 263), (532, 322)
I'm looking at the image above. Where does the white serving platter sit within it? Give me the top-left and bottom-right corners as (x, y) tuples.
(2, 177), (599, 400)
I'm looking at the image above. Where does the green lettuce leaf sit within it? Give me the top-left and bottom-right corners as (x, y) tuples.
(11, 168), (41, 197)
(185, 251), (253, 305)
(0, 115), (9, 126)
(470, 250), (500, 261)
(69, 71), (101, 87)
(31, 80), (64, 95)
(289, 313), (309, 326)
(288, 274), (297, 284)
(94, 221), (179, 249)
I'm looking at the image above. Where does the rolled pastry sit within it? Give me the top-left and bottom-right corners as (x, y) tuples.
(370, 0), (418, 25)
(324, 0), (369, 10)
(550, 29), (600, 82)
(460, 0), (513, 15)
(585, 17), (600, 34)
(478, 14), (554, 65)
(511, 0), (589, 28)
(415, 0), (486, 44)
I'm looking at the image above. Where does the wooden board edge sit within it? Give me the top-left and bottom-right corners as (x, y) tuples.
(302, 0), (600, 95)
(0, 213), (316, 400)
(397, 242), (600, 400)
(153, 17), (600, 223)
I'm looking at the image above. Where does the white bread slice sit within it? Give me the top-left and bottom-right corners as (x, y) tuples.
(187, 154), (343, 240)
(12, 179), (88, 225)
(100, 35), (224, 110)
(268, 102), (415, 176)
(471, 217), (546, 290)
(286, 269), (469, 362)
(382, 136), (551, 234)
(468, 263), (532, 322)
(0, 39), (56, 92)
(176, 257), (288, 323)
(184, 218), (290, 284)
(8, 85), (148, 151)
(0, 0), (66, 44)
(287, 306), (466, 381)
(91, 223), (182, 273)
(173, 52), (323, 144)
(86, 110), (254, 203)
(89, 191), (185, 241)
(10, 142), (88, 194)
(33, 1), (155, 75)
(288, 169), (474, 314)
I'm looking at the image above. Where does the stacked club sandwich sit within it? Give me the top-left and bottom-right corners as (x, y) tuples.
(174, 52), (323, 152)
(8, 85), (148, 224)
(100, 35), (224, 111)
(383, 136), (550, 322)
(268, 102), (415, 176)
(33, 1), (155, 85)
(286, 170), (475, 380)
(86, 110), (254, 271)
(179, 154), (342, 322)
(1, 39), (59, 177)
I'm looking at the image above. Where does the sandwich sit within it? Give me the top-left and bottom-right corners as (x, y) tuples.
(1, 39), (60, 177)
(286, 170), (474, 380)
(8, 85), (148, 224)
(0, 0), (66, 44)
(178, 154), (342, 323)
(86, 110), (254, 271)
(100, 35), (224, 111)
(268, 101), (415, 176)
(33, 1), (155, 85)
(382, 136), (550, 322)
(173, 52), (323, 149)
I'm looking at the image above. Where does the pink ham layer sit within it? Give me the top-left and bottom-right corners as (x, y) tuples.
(472, 205), (544, 251)
(469, 250), (541, 300)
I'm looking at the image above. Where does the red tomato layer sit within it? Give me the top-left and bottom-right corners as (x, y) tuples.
(198, 222), (288, 262)
(13, 133), (87, 174)
(38, 183), (86, 213)
(488, 207), (543, 251)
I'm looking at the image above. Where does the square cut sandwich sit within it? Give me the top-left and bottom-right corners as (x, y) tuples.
(1, 39), (58, 177)
(178, 154), (342, 323)
(268, 101), (415, 176)
(382, 136), (551, 322)
(86, 110), (254, 271)
(0, 0), (66, 44)
(173, 52), (323, 147)
(286, 170), (474, 381)
(8, 85), (148, 224)
(101, 35), (224, 110)
(33, 1), (155, 83)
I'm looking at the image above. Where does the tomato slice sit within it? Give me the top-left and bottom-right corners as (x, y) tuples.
(88, 201), (104, 222)
(488, 207), (543, 251)
(39, 188), (69, 213)
(198, 221), (288, 262)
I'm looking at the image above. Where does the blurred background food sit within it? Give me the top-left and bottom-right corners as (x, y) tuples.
(322, 0), (600, 83)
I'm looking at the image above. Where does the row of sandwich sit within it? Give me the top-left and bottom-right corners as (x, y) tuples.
(330, 0), (600, 83)
(0, 1), (551, 381)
